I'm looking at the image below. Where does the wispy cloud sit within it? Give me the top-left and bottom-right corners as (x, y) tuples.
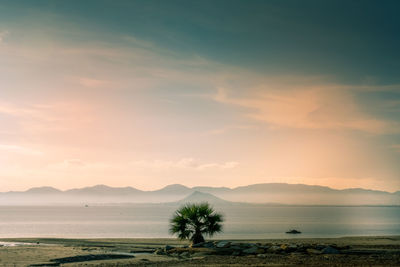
(203, 125), (255, 135)
(0, 30), (8, 44)
(77, 77), (110, 88)
(47, 158), (238, 173)
(130, 158), (238, 171)
(0, 144), (43, 155)
(45, 160), (124, 177)
(0, 101), (94, 134)
(212, 86), (400, 134)
(63, 159), (86, 167)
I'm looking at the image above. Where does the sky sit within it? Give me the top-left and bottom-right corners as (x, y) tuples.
(0, 0), (399, 192)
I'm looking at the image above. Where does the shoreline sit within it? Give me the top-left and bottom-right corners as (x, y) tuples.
(2, 234), (400, 242)
(0, 236), (399, 266)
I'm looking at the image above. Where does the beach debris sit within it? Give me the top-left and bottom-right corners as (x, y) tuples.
(307, 248), (323, 255)
(191, 241), (216, 248)
(180, 251), (190, 258)
(280, 244), (298, 252)
(154, 248), (166, 255)
(164, 245), (174, 252)
(216, 241), (231, 248)
(268, 245), (282, 253)
(231, 250), (241, 256)
(191, 242), (205, 248)
(157, 241), (352, 259)
(192, 251), (212, 257)
(242, 246), (264, 255)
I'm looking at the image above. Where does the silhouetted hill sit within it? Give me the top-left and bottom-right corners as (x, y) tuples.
(153, 184), (191, 194)
(24, 186), (62, 194)
(176, 191), (230, 204)
(232, 183), (336, 194)
(65, 185), (141, 195)
(341, 188), (390, 195)
(192, 186), (231, 194)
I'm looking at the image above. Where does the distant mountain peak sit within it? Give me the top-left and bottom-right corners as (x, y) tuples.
(89, 184), (111, 189)
(156, 184), (191, 193)
(25, 186), (61, 194)
(162, 184), (190, 189)
(64, 184), (141, 195)
(178, 191), (229, 204)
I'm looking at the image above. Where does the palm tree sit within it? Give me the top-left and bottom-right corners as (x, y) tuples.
(169, 202), (224, 244)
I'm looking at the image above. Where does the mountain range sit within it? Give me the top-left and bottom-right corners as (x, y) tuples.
(1, 183), (399, 205)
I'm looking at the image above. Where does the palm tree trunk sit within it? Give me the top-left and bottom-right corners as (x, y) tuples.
(191, 230), (205, 244)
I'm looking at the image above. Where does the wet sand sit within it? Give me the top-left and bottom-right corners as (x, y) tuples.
(0, 236), (399, 266)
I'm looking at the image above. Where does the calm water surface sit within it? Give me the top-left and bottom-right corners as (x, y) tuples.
(0, 205), (399, 239)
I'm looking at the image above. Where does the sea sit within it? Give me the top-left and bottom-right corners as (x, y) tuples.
(0, 205), (399, 239)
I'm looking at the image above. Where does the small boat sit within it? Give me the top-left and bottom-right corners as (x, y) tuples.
(286, 229), (301, 234)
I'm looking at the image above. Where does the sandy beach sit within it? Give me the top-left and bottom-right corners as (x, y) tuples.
(0, 236), (399, 266)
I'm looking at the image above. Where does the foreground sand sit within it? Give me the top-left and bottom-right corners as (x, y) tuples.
(0, 236), (399, 266)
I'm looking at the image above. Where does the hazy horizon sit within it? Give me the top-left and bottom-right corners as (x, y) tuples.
(2, 181), (400, 194)
(1, 0), (400, 192)
(1, 182), (398, 206)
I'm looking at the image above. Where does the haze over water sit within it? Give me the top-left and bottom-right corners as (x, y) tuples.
(1, 205), (399, 239)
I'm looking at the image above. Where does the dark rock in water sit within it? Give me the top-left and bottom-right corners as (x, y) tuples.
(286, 229), (301, 234)
(322, 246), (340, 254)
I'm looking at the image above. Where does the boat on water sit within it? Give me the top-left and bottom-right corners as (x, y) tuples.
(286, 229), (301, 234)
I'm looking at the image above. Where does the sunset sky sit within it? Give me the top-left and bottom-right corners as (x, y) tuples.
(0, 0), (399, 192)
